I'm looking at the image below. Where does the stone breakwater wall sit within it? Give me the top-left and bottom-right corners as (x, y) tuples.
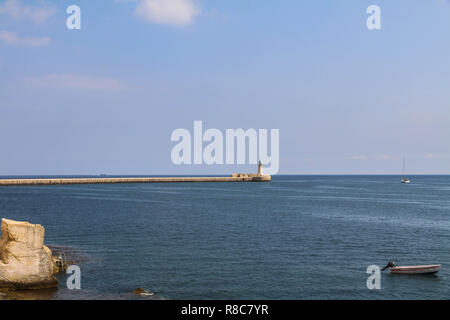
(0, 175), (271, 186)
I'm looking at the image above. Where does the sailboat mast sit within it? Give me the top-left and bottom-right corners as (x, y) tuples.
(402, 158), (405, 178)
(400, 157), (411, 183)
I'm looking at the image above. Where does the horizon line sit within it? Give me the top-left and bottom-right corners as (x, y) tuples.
(1, 173), (449, 177)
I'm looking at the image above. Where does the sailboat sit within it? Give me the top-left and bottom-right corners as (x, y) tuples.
(401, 158), (411, 184)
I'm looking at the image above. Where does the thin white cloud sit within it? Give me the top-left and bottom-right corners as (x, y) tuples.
(351, 155), (369, 161)
(0, 0), (56, 24)
(0, 30), (51, 46)
(25, 74), (128, 92)
(374, 154), (392, 161)
(351, 154), (394, 161)
(135, 0), (200, 26)
(425, 153), (434, 159)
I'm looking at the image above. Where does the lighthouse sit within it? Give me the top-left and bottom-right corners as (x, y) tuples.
(230, 161), (271, 181)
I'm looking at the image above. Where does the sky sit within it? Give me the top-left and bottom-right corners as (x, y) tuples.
(0, 0), (449, 175)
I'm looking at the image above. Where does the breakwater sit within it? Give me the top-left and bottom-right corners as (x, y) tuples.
(0, 175), (271, 186)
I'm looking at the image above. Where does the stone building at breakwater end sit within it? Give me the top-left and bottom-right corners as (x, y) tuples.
(0, 162), (271, 186)
(231, 161), (271, 181)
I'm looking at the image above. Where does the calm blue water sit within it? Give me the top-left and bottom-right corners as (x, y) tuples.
(1, 175), (449, 299)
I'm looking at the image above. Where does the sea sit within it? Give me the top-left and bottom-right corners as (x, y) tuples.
(0, 175), (449, 300)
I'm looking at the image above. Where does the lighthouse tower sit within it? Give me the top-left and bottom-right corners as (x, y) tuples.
(257, 161), (263, 176)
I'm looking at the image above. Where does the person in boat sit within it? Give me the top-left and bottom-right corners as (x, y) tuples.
(381, 261), (396, 271)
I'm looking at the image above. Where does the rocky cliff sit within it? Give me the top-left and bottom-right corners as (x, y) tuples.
(0, 218), (58, 289)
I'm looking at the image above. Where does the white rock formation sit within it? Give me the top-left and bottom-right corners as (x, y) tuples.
(0, 218), (58, 289)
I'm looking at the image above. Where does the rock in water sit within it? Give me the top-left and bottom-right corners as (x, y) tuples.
(133, 288), (155, 296)
(0, 218), (58, 289)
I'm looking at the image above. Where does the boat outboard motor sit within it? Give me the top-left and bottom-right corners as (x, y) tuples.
(381, 261), (396, 271)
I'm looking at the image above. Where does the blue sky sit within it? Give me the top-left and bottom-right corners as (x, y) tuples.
(0, 0), (449, 175)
